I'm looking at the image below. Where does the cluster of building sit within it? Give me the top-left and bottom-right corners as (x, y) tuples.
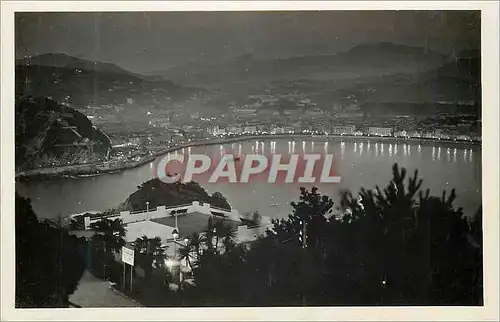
(72, 93), (480, 170)
(231, 94), (318, 112)
(205, 123), (479, 142)
(228, 103), (356, 121)
(103, 116), (480, 168)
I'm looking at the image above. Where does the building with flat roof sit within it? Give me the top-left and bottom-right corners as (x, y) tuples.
(80, 201), (272, 247)
(244, 126), (257, 134)
(152, 212), (241, 239)
(124, 220), (176, 246)
(234, 108), (257, 114)
(331, 125), (356, 135)
(271, 127), (284, 134)
(368, 127), (393, 136)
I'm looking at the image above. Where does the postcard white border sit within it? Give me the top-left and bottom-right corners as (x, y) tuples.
(1, 1), (499, 321)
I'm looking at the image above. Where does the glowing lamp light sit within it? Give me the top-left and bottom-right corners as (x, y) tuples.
(172, 228), (179, 240)
(165, 258), (180, 269)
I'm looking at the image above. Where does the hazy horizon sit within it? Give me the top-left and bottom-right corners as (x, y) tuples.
(15, 11), (480, 74)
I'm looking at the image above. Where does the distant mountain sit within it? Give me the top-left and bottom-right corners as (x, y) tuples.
(360, 102), (477, 117)
(260, 47), (480, 116)
(364, 50), (481, 106)
(17, 53), (138, 77)
(157, 43), (447, 86)
(17, 53), (168, 81)
(428, 49), (480, 84)
(15, 97), (112, 170)
(16, 54), (203, 107)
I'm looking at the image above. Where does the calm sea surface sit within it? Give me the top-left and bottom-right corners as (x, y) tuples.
(16, 138), (482, 219)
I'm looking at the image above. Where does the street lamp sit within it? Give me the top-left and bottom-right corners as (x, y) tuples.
(172, 228), (179, 240)
(183, 237), (190, 272)
(212, 228), (217, 252)
(172, 228), (179, 249)
(146, 201), (149, 221)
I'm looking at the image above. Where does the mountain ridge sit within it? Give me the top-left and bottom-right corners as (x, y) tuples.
(17, 53), (139, 77)
(15, 54), (204, 108)
(156, 42), (448, 85)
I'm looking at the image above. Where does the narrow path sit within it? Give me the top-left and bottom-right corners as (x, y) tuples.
(69, 270), (143, 307)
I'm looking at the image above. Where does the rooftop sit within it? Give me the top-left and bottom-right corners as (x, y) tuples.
(151, 212), (243, 239)
(125, 220), (176, 246)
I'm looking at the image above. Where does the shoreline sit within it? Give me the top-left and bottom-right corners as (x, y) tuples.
(16, 134), (481, 181)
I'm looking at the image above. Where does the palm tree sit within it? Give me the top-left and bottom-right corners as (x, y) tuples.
(203, 217), (237, 253)
(90, 218), (126, 252)
(134, 235), (149, 254)
(134, 235), (165, 269)
(178, 245), (194, 271)
(188, 232), (203, 260)
(203, 218), (217, 252)
(214, 220), (225, 251)
(109, 219), (126, 242)
(69, 218), (81, 230)
(90, 218), (110, 234)
(149, 236), (166, 269)
(90, 219), (112, 253)
(219, 224), (237, 253)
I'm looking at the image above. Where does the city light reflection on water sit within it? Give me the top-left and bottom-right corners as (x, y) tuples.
(205, 140), (473, 163)
(166, 139), (475, 171)
(219, 140), (478, 166)
(160, 139), (476, 166)
(334, 141), (474, 165)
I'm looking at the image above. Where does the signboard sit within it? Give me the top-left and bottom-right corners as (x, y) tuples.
(121, 246), (135, 266)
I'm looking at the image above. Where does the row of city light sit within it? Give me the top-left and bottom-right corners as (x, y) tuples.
(212, 131), (475, 141)
(166, 140), (474, 164)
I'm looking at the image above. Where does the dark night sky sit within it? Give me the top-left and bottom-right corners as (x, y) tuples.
(15, 11), (480, 73)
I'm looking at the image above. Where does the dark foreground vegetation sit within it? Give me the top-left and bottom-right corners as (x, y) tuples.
(15, 194), (86, 307)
